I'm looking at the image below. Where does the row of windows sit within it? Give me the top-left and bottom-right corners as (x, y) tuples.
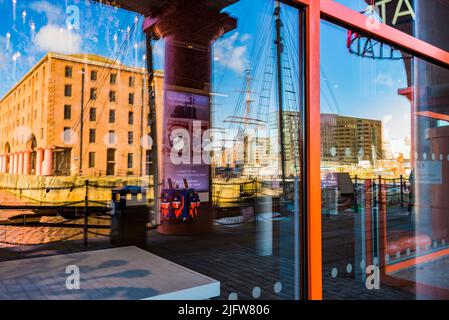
(64, 85), (135, 105)
(63, 105), (135, 124)
(63, 126), (137, 146)
(4, 67), (45, 106)
(87, 129), (135, 145)
(64, 66), (136, 87)
(87, 152), (134, 169)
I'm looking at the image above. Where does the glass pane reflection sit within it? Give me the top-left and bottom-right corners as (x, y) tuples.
(321, 19), (449, 300)
(0, 0), (303, 301)
(334, 0), (449, 53)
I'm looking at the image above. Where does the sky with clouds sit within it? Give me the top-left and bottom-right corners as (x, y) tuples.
(0, 0), (148, 97)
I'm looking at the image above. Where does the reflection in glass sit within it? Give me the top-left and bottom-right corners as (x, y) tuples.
(335, 0), (449, 53)
(321, 19), (449, 300)
(210, 0), (303, 300)
(0, 0), (303, 301)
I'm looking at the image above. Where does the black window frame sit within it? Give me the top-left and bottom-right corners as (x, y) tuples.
(90, 70), (98, 81)
(89, 108), (96, 121)
(88, 152), (95, 168)
(109, 90), (116, 103)
(64, 104), (71, 120)
(64, 84), (72, 97)
(89, 128), (96, 143)
(90, 88), (97, 100)
(65, 66), (73, 78)
(109, 109), (116, 123)
(63, 127), (71, 143)
(110, 73), (117, 84)
(127, 153), (133, 169)
(128, 76), (135, 87)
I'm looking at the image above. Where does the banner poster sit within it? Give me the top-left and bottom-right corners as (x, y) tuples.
(162, 90), (210, 193)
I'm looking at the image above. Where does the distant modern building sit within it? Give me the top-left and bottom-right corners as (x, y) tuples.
(0, 52), (163, 177)
(320, 113), (383, 165)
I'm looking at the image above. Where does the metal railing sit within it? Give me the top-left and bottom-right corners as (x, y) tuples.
(0, 180), (153, 247)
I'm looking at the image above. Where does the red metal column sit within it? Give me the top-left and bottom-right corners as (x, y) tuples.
(305, 0), (322, 300)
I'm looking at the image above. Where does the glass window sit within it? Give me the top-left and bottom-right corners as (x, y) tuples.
(89, 128), (96, 143)
(65, 66), (72, 78)
(91, 70), (97, 81)
(90, 88), (97, 100)
(208, 0), (303, 300)
(127, 153), (133, 168)
(128, 131), (133, 145)
(64, 84), (72, 97)
(63, 127), (71, 143)
(321, 19), (449, 300)
(90, 108), (96, 121)
(128, 93), (134, 105)
(109, 90), (116, 103)
(89, 152), (95, 168)
(128, 111), (134, 125)
(110, 73), (117, 84)
(109, 110), (115, 123)
(128, 76), (135, 87)
(108, 130), (115, 145)
(107, 148), (115, 162)
(64, 104), (71, 120)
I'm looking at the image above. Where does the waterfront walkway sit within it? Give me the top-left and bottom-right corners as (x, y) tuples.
(0, 213), (418, 300)
(0, 246), (219, 300)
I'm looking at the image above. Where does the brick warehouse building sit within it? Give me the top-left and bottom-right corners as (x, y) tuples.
(0, 52), (163, 177)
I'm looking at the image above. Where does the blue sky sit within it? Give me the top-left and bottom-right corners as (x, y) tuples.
(0, 0), (147, 97)
(0, 0), (410, 153)
(320, 14), (411, 155)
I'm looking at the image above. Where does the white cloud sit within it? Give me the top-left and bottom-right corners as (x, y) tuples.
(374, 73), (395, 87)
(29, 1), (63, 24)
(383, 115), (393, 124)
(34, 24), (82, 54)
(214, 32), (249, 74)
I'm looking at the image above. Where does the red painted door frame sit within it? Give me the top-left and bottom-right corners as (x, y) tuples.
(291, 0), (449, 300)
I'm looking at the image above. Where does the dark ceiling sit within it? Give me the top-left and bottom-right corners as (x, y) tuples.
(92, 0), (239, 17)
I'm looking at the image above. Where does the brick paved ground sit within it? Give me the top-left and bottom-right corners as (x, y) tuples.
(0, 247), (219, 300)
(0, 190), (110, 247)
